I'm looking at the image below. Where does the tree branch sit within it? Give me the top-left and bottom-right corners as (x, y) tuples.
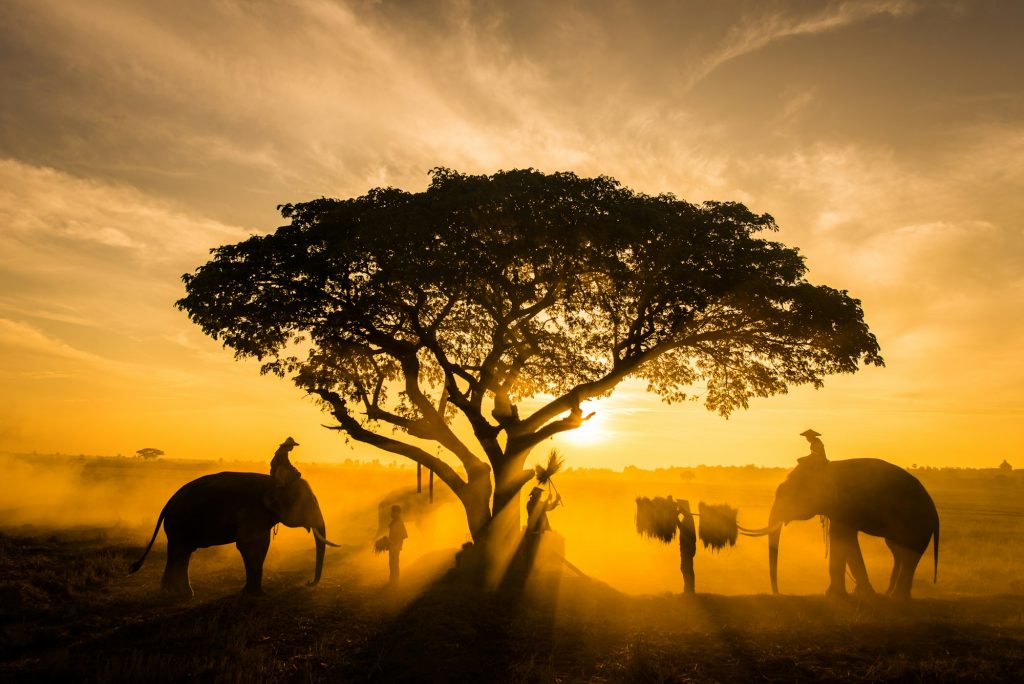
(397, 352), (489, 474)
(514, 344), (665, 436)
(311, 388), (470, 495)
(477, 284), (559, 401)
(414, 326), (504, 460)
(507, 406), (595, 455)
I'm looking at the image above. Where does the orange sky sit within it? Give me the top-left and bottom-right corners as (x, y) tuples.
(1, 1), (1021, 469)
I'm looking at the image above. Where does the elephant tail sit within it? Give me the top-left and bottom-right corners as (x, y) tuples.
(128, 506), (167, 574)
(932, 516), (940, 583)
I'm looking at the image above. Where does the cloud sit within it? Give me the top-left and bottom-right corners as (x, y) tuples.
(1, 0), (1021, 465)
(687, 0), (922, 91)
(0, 159), (244, 264)
(0, 158), (283, 429)
(0, 318), (102, 365)
(0, 1), (861, 219)
(723, 135), (1024, 414)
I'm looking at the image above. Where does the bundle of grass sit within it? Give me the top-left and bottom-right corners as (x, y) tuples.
(373, 536), (390, 555)
(635, 496), (680, 543)
(535, 449), (564, 485)
(697, 502), (739, 551)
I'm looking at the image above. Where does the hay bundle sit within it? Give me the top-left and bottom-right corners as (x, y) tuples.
(373, 536), (390, 555)
(535, 449), (564, 485)
(698, 502), (739, 551)
(635, 496), (680, 543)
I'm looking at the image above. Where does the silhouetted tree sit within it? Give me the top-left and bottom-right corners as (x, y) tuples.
(177, 168), (883, 564)
(135, 447), (164, 460)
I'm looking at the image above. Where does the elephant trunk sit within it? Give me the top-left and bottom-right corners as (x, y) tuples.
(307, 501), (327, 586)
(311, 524), (326, 586)
(768, 505), (783, 594)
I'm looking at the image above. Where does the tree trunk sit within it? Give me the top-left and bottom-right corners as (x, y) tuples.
(446, 453), (538, 589)
(459, 468), (493, 544)
(482, 455), (533, 588)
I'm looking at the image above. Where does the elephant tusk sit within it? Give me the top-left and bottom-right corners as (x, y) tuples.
(737, 522), (783, 537)
(311, 527), (341, 547)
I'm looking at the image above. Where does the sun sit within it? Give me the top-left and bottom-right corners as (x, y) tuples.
(560, 409), (607, 445)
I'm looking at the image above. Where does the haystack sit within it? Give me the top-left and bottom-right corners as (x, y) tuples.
(697, 502), (739, 551)
(635, 496), (680, 543)
(535, 449), (564, 485)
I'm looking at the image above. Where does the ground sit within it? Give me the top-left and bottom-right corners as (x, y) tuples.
(1, 526), (1023, 683)
(2, 456), (1023, 682)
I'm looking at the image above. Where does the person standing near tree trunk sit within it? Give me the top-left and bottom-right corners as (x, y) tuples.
(521, 486), (562, 575)
(388, 504), (408, 586)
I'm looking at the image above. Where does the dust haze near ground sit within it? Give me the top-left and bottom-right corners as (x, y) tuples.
(2, 453), (1023, 682)
(2, 453), (1022, 597)
(0, 453), (473, 591)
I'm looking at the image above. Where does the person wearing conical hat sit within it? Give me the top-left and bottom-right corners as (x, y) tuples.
(526, 486), (561, 535)
(798, 429), (827, 465)
(271, 436), (301, 484)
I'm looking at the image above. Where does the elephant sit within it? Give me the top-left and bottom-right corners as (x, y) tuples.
(128, 471), (338, 597)
(767, 457), (939, 599)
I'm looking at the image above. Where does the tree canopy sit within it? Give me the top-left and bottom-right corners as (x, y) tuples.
(177, 168), (883, 542)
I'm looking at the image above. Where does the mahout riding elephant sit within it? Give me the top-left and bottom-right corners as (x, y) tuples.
(128, 470), (337, 597)
(768, 457), (939, 599)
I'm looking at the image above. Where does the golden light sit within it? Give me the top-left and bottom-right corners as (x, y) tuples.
(560, 407), (607, 445)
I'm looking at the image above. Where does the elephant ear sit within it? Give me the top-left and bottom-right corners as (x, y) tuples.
(790, 458), (839, 512)
(262, 478), (315, 528)
(262, 482), (293, 521)
(817, 464), (841, 511)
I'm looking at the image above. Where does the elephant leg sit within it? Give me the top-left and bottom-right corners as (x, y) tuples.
(891, 545), (923, 600)
(846, 534), (875, 596)
(884, 539), (902, 596)
(826, 524), (855, 596)
(162, 540), (194, 598)
(237, 528), (271, 595)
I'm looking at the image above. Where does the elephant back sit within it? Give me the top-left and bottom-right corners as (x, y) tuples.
(164, 472), (278, 544)
(829, 458), (937, 548)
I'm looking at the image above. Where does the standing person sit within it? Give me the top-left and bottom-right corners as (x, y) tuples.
(387, 504), (408, 586)
(520, 486), (562, 579)
(526, 486), (561, 534)
(799, 429), (827, 465)
(677, 500), (697, 595)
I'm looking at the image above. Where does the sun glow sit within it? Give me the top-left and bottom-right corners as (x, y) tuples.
(560, 409), (608, 445)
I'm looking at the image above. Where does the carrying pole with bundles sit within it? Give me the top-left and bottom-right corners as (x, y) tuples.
(635, 496), (746, 594)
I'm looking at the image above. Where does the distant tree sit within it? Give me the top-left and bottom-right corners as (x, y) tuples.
(1000, 459), (1012, 472)
(135, 448), (164, 460)
(177, 168), (883, 569)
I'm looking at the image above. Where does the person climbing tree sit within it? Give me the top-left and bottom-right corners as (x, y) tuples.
(525, 486), (561, 535)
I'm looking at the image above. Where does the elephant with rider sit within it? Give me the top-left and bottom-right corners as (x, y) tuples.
(129, 437), (337, 597)
(768, 431), (939, 599)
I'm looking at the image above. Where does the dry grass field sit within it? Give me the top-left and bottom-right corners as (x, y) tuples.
(2, 453), (1023, 682)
